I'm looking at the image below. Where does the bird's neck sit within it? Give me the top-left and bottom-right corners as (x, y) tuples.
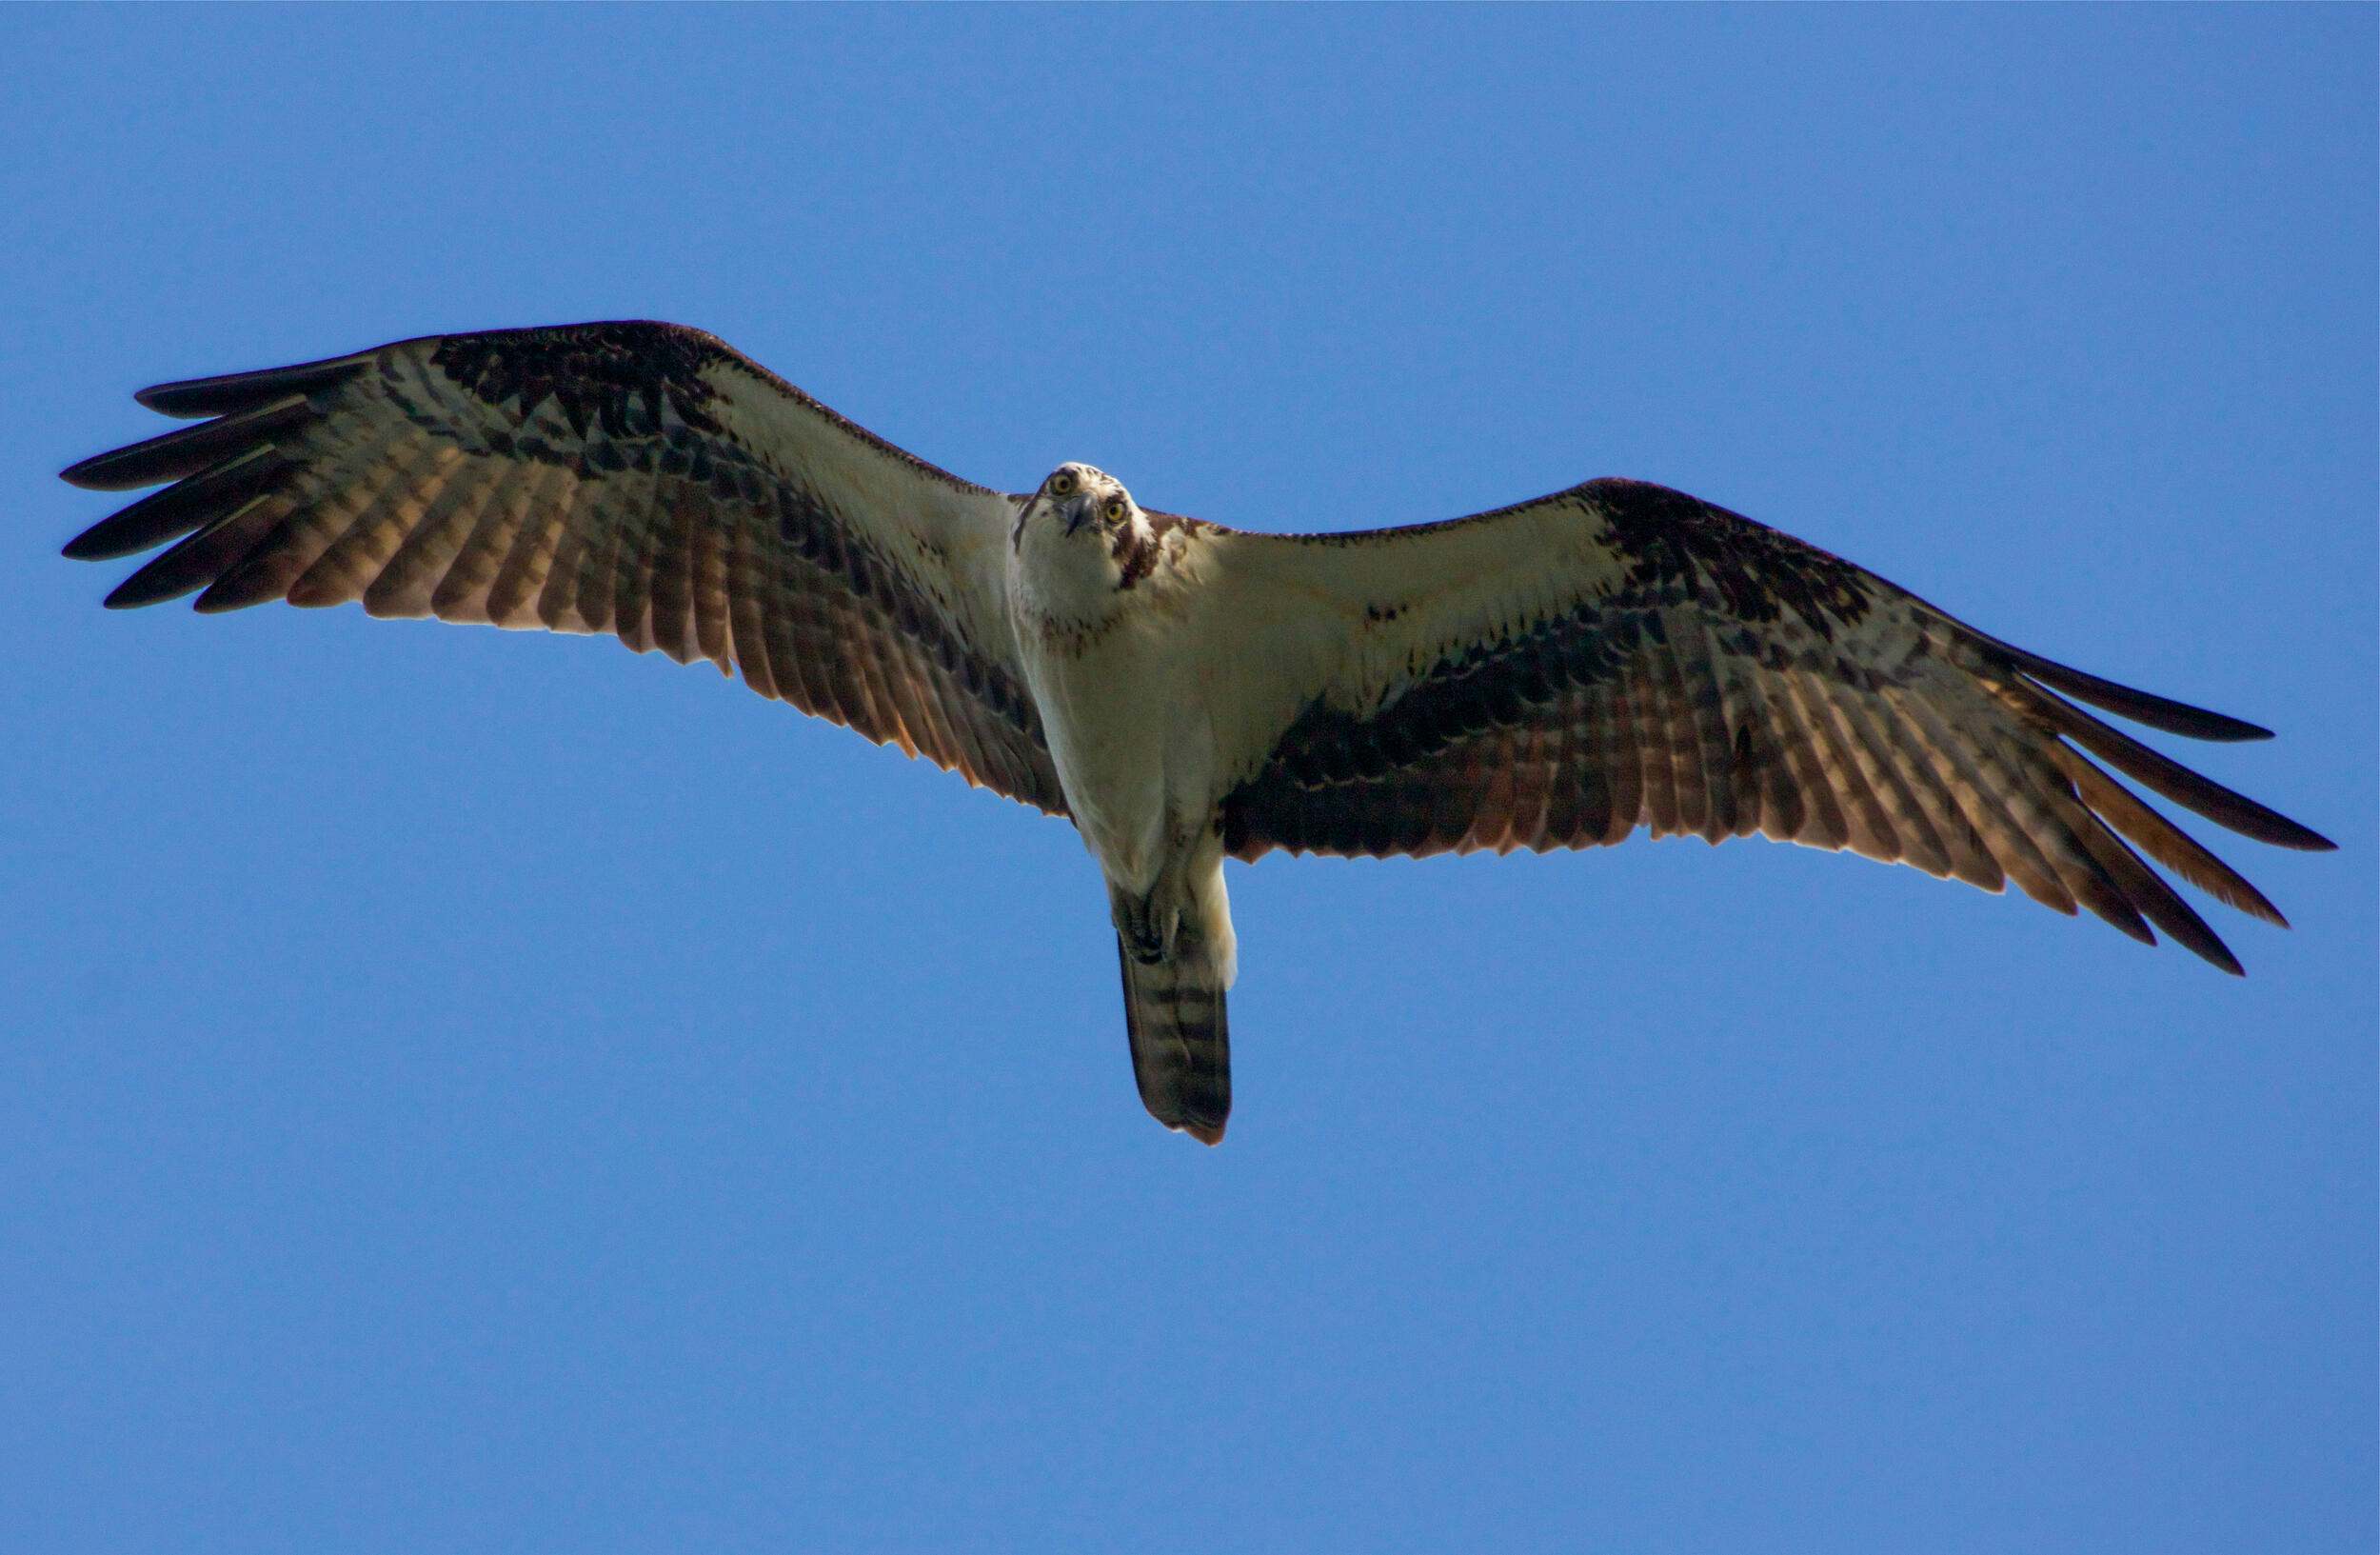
(1013, 523), (1140, 644)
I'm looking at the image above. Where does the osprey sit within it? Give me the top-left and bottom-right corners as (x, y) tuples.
(61, 321), (2333, 1144)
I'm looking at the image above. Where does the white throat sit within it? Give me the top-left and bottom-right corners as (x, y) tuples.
(1014, 508), (1122, 628)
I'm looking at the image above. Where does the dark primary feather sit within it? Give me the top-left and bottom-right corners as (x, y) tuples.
(61, 322), (1069, 817)
(1221, 477), (2331, 974)
(66, 441), (294, 566)
(61, 393), (314, 498)
(1962, 622), (2274, 742)
(132, 353), (374, 419)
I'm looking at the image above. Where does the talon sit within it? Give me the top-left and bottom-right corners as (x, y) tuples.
(1110, 881), (1182, 965)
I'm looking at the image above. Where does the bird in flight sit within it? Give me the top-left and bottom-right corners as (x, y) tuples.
(61, 321), (2333, 1144)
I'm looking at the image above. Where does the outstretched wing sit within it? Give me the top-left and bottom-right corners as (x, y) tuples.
(61, 321), (1066, 814)
(1203, 478), (2331, 972)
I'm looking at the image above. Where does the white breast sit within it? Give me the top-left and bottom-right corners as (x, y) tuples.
(1010, 534), (1213, 893)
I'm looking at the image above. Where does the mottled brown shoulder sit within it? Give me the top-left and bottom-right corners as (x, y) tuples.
(1582, 477), (1875, 638)
(1139, 508), (1219, 539)
(427, 321), (730, 439)
(1115, 508), (1220, 589)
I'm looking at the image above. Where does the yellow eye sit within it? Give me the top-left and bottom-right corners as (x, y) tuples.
(1048, 470), (1078, 496)
(1101, 497), (1127, 524)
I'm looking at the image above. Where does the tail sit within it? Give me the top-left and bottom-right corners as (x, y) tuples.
(1118, 936), (1231, 1145)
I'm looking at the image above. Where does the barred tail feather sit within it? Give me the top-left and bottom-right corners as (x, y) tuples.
(1118, 937), (1231, 1145)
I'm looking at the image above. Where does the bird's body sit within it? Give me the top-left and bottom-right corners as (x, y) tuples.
(62, 320), (2334, 1144)
(1007, 468), (1246, 1136)
(1009, 473), (1207, 901)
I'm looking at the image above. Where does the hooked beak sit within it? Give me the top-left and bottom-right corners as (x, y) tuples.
(1061, 495), (1095, 538)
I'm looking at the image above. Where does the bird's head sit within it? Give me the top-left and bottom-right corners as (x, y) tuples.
(1014, 462), (1162, 595)
(1032, 463), (1137, 540)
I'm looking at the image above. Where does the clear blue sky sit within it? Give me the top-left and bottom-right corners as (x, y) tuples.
(4, 8), (2371, 1551)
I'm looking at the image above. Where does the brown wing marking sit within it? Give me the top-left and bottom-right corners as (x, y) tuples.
(1220, 478), (2330, 972)
(63, 322), (1067, 817)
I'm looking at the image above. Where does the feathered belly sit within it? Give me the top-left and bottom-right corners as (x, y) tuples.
(1028, 648), (1188, 894)
(1045, 706), (1172, 890)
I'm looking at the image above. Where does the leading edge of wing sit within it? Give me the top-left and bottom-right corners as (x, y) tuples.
(1239, 473), (2308, 748)
(74, 320), (1010, 503)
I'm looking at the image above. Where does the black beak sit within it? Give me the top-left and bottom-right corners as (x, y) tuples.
(1061, 496), (1094, 538)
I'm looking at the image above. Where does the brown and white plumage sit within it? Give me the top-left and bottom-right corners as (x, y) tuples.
(62, 320), (2334, 1144)
(63, 322), (1066, 815)
(1198, 479), (2330, 973)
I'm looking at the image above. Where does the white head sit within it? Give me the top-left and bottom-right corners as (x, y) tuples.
(1012, 462), (1164, 608)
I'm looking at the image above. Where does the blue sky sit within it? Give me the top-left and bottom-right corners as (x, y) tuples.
(3, 7), (2371, 1551)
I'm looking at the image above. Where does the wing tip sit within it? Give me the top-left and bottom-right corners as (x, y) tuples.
(2174, 924), (2249, 977)
(1931, 604), (2279, 744)
(61, 528), (118, 562)
(59, 451), (132, 491)
(2196, 716), (2275, 744)
(2023, 664), (2279, 744)
(102, 574), (181, 610)
(2153, 908), (2248, 978)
